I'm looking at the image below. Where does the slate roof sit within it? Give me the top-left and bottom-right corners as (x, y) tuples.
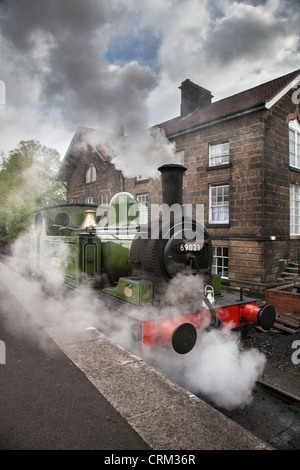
(157, 69), (300, 137)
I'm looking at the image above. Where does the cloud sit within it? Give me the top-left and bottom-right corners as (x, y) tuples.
(202, 0), (298, 65)
(0, 0), (158, 157)
(0, 0), (299, 158)
(142, 0), (300, 123)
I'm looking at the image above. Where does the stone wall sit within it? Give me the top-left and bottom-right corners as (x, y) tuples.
(67, 147), (121, 204)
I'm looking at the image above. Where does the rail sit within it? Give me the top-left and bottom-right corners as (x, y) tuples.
(257, 379), (300, 407)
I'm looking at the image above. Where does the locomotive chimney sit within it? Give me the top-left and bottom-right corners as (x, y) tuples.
(158, 164), (187, 207)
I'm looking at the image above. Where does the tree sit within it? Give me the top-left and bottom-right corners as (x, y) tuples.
(0, 140), (67, 244)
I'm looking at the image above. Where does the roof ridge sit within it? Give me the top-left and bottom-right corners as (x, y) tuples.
(157, 69), (300, 136)
(215, 69), (300, 104)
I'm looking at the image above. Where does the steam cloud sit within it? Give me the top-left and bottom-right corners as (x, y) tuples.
(0, 0), (266, 410)
(1, 0), (300, 161)
(81, 125), (176, 179)
(179, 329), (266, 410)
(143, 274), (266, 410)
(0, 0), (176, 177)
(147, 329), (266, 411)
(0, 0), (155, 131)
(2, 240), (266, 411)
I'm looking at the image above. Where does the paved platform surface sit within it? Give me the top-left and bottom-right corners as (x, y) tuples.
(0, 290), (150, 450)
(0, 262), (272, 450)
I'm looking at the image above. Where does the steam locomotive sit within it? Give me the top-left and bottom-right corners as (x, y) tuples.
(29, 164), (275, 354)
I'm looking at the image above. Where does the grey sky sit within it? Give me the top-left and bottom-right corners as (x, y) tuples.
(0, 0), (299, 158)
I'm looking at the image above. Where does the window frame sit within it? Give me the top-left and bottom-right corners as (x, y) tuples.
(101, 193), (110, 206)
(136, 193), (148, 225)
(85, 196), (94, 204)
(289, 120), (300, 171)
(209, 184), (230, 224)
(209, 141), (229, 168)
(85, 164), (97, 184)
(136, 174), (148, 182)
(290, 184), (300, 236)
(212, 246), (229, 279)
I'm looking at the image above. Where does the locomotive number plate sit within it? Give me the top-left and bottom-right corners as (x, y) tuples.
(176, 243), (202, 253)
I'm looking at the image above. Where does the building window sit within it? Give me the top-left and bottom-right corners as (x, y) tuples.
(290, 185), (300, 235)
(171, 150), (185, 166)
(209, 184), (229, 223)
(136, 174), (148, 182)
(85, 164), (96, 183)
(209, 142), (229, 167)
(137, 194), (148, 224)
(85, 196), (94, 204)
(101, 193), (110, 205)
(212, 246), (229, 278)
(289, 120), (300, 170)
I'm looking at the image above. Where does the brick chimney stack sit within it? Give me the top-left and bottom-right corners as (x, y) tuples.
(179, 79), (213, 117)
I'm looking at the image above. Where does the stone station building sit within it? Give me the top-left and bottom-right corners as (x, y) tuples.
(56, 69), (300, 297)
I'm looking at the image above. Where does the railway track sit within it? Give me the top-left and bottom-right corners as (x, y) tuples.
(211, 376), (300, 450)
(257, 379), (300, 408)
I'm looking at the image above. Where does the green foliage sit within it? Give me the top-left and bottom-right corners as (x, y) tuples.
(0, 139), (67, 243)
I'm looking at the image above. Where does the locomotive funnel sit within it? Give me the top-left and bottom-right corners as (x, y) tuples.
(158, 164), (187, 207)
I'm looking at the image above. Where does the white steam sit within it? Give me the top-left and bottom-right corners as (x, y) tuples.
(82, 125), (176, 179)
(111, 127), (176, 179)
(140, 273), (266, 410)
(4, 238), (266, 411)
(181, 329), (265, 410)
(146, 326), (266, 410)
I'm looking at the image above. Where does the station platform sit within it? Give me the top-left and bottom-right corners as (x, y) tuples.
(0, 261), (272, 450)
